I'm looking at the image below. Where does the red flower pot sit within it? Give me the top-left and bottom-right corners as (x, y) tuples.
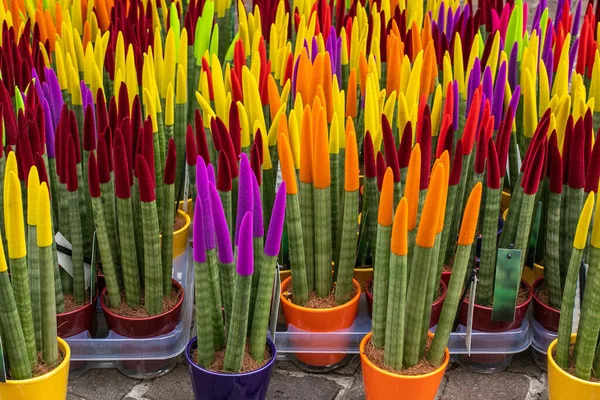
(57, 290), (99, 338)
(100, 279), (184, 338)
(456, 280), (533, 373)
(458, 280), (532, 332)
(366, 279), (447, 328)
(532, 277), (560, 332)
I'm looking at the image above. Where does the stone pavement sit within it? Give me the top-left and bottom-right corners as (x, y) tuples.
(67, 349), (549, 400)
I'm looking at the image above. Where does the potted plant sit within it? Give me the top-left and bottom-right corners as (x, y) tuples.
(90, 116), (188, 339)
(0, 170), (70, 399)
(186, 155), (286, 400)
(547, 192), (600, 398)
(361, 157), (483, 400)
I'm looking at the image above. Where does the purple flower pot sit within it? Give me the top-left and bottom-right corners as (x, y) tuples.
(185, 336), (276, 400)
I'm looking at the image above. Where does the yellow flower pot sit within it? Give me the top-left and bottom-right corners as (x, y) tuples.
(0, 337), (70, 400)
(501, 190), (511, 213)
(547, 334), (600, 399)
(522, 263), (544, 286)
(177, 198), (194, 219)
(172, 209), (191, 259)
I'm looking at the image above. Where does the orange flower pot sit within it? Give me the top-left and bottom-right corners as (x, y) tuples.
(279, 277), (361, 367)
(360, 332), (449, 400)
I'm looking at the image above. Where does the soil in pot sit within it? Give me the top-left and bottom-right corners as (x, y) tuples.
(57, 290), (99, 338)
(63, 292), (92, 312)
(173, 212), (187, 232)
(362, 335), (439, 376)
(283, 284), (358, 309)
(192, 343), (273, 374)
(552, 344), (600, 383)
(105, 286), (182, 318)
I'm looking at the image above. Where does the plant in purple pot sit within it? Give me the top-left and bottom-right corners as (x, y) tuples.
(186, 154), (286, 400)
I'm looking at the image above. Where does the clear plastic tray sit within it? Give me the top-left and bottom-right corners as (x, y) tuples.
(65, 249), (194, 379)
(530, 317), (557, 371)
(274, 294), (532, 358)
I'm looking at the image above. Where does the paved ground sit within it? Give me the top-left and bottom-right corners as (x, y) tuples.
(67, 348), (549, 399)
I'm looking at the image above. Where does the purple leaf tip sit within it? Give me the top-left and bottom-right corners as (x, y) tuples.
(265, 183), (286, 257)
(236, 212), (254, 276)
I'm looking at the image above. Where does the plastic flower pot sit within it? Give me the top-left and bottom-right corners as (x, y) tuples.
(360, 332), (449, 400)
(353, 267), (374, 291)
(547, 334), (600, 399)
(171, 209), (191, 258)
(178, 198), (194, 219)
(0, 337), (71, 400)
(500, 190), (511, 213)
(365, 279), (447, 329)
(522, 263), (544, 286)
(279, 276), (361, 369)
(455, 280), (533, 373)
(185, 336), (276, 400)
(100, 278), (185, 338)
(532, 277), (560, 332)
(57, 290), (99, 338)
(279, 269), (291, 283)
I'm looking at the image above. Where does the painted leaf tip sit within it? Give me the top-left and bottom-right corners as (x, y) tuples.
(236, 212), (254, 276)
(378, 168), (394, 226)
(574, 192), (595, 249)
(164, 138), (177, 185)
(265, 183), (286, 257)
(458, 182), (483, 245)
(391, 197), (408, 255)
(136, 155), (156, 202)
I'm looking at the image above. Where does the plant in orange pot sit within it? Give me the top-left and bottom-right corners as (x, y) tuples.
(277, 108), (362, 370)
(361, 162), (483, 400)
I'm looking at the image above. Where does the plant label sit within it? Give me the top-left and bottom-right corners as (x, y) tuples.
(466, 275), (477, 356)
(491, 248), (522, 322)
(90, 232), (98, 303)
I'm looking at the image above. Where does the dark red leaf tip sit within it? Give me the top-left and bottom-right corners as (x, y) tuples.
(34, 152), (48, 187)
(217, 151), (233, 191)
(364, 132), (376, 178)
(250, 142), (262, 185)
(88, 152), (101, 198)
(549, 144), (563, 194)
(83, 105), (96, 151)
(164, 138), (176, 185)
(194, 109), (210, 164)
(449, 140), (464, 185)
(136, 154), (155, 202)
(376, 151), (386, 191)
(486, 139), (500, 189)
(585, 139), (600, 193)
(522, 144), (546, 195)
(382, 115), (400, 182)
(398, 123), (413, 169)
(66, 134), (78, 192)
(474, 125), (488, 174)
(186, 124), (197, 166)
(113, 131), (131, 199)
(568, 119), (586, 189)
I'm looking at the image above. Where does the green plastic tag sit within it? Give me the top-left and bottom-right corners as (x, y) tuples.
(491, 249), (522, 322)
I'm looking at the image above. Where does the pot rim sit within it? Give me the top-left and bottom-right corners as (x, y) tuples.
(463, 279), (533, 311)
(5, 337), (71, 385)
(279, 276), (362, 314)
(532, 277), (560, 314)
(100, 278), (185, 322)
(359, 332), (449, 380)
(173, 209), (191, 236)
(547, 334), (600, 388)
(185, 336), (277, 377)
(56, 289), (99, 318)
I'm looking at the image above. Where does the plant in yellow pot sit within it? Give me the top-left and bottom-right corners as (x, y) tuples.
(547, 193), (600, 399)
(362, 160), (483, 400)
(0, 173), (70, 399)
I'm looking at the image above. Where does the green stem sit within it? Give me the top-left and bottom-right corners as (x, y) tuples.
(27, 225), (41, 352)
(10, 257), (37, 367)
(207, 249), (225, 349)
(286, 193), (308, 305)
(194, 261), (214, 366)
(383, 252), (407, 370)
(39, 242), (58, 366)
(334, 190), (358, 304)
(299, 181), (314, 290)
(68, 191), (86, 303)
(91, 197), (121, 307)
(477, 187), (501, 306)
(116, 197), (141, 306)
(0, 271), (32, 379)
(372, 223), (392, 348)
(162, 186), (175, 296)
(223, 274), (252, 372)
(545, 191), (562, 308)
(141, 201), (162, 316)
(314, 187), (332, 298)
(250, 254), (277, 362)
